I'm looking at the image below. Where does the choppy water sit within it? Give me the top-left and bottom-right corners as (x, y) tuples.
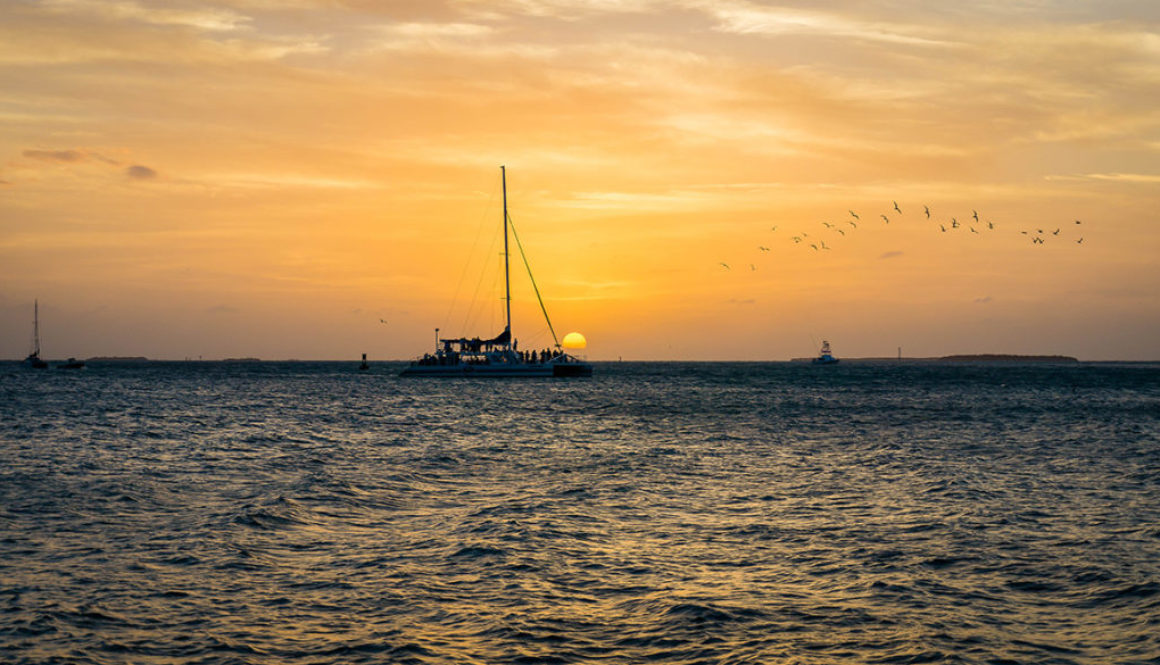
(2, 360), (1158, 664)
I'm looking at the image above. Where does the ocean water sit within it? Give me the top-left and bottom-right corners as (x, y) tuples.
(2, 360), (1158, 664)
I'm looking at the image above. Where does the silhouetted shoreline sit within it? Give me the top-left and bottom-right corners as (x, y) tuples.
(791, 354), (1080, 363)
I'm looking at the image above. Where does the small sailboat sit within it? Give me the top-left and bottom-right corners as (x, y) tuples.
(401, 167), (592, 378)
(812, 340), (840, 365)
(24, 300), (48, 369)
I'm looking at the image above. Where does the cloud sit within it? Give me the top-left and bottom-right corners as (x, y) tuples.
(698, 2), (953, 48)
(381, 22), (495, 39)
(364, 21), (545, 58)
(1071, 173), (1160, 184)
(462, 0), (664, 21)
(974, 296), (993, 304)
(22, 149), (120, 165)
(1, 2), (325, 65)
(42, 0), (251, 33)
(880, 251), (903, 259)
(126, 164), (158, 180)
(20, 149), (158, 181)
(728, 298), (756, 305)
(23, 149), (85, 162)
(192, 172), (378, 190)
(566, 189), (720, 211)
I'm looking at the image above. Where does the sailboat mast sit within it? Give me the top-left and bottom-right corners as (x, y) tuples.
(32, 299), (40, 356)
(501, 166), (511, 343)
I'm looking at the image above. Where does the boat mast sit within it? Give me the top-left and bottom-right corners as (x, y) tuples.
(502, 165), (511, 345)
(32, 299), (40, 356)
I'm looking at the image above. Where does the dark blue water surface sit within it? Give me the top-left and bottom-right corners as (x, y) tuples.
(2, 361), (1158, 664)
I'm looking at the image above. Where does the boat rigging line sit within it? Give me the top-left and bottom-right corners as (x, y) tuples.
(507, 212), (560, 348)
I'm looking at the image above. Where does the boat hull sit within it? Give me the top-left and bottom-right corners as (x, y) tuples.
(552, 362), (593, 377)
(400, 361), (591, 378)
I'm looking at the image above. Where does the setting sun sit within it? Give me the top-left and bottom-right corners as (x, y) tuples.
(562, 332), (587, 350)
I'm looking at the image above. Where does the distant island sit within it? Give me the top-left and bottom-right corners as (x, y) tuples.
(939, 354), (1078, 363)
(85, 356), (150, 362)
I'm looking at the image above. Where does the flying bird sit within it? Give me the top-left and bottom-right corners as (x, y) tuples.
(823, 222), (834, 229)
(836, 228), (845, 236)
(793, 236), (802, 243)
(820, 241), (830, 250)
(719, 262), (731, 270)
(810, 243), (818, 251)
(970, 226), (978, 234)
(951, 218), (959, 228)
(849, 221), (858, 229)
(924, 205), (930, 219)
(1075, 220), (1082, 225)
(987, 221), (994, 230)
(1053, 228), (1060, 235)
(940, 224), (947, 232)
(972, 210), (979, 222)
(380, 319), (388, 324)
(750, 264), (757, 271)
(881, 214), (890, 224)
(771, 225), (778, 231)
(849, 210), (860, 220)
(1077, 237), (1084, 244)
(759, 246), (770, 252)
(893, 201), (901, 214)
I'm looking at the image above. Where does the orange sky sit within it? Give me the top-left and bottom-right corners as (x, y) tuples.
(2, 0), (1158, 360)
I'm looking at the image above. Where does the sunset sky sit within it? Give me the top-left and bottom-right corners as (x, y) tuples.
(2, 0), (1158, 361)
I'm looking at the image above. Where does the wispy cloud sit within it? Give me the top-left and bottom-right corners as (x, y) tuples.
(696, 1), (953, 48)
(461, 0), (665, 21)
(364, 21), (558, 59)
(565, 189), (718, 211)
(381, 22), (495, 39)
(366, 21), (494, 52)
(194, 172), (380, 190)
(24, 149), (86, 163)
(1, 2), (325, 65)
(1046, 173), (1160, 184)
(20, 148), (153, 178)
(1081, 173), (1160, 184)
(42, 0), (252, 32)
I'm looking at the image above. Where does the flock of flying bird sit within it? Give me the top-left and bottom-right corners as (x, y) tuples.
(718, 201), (1087, 272)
